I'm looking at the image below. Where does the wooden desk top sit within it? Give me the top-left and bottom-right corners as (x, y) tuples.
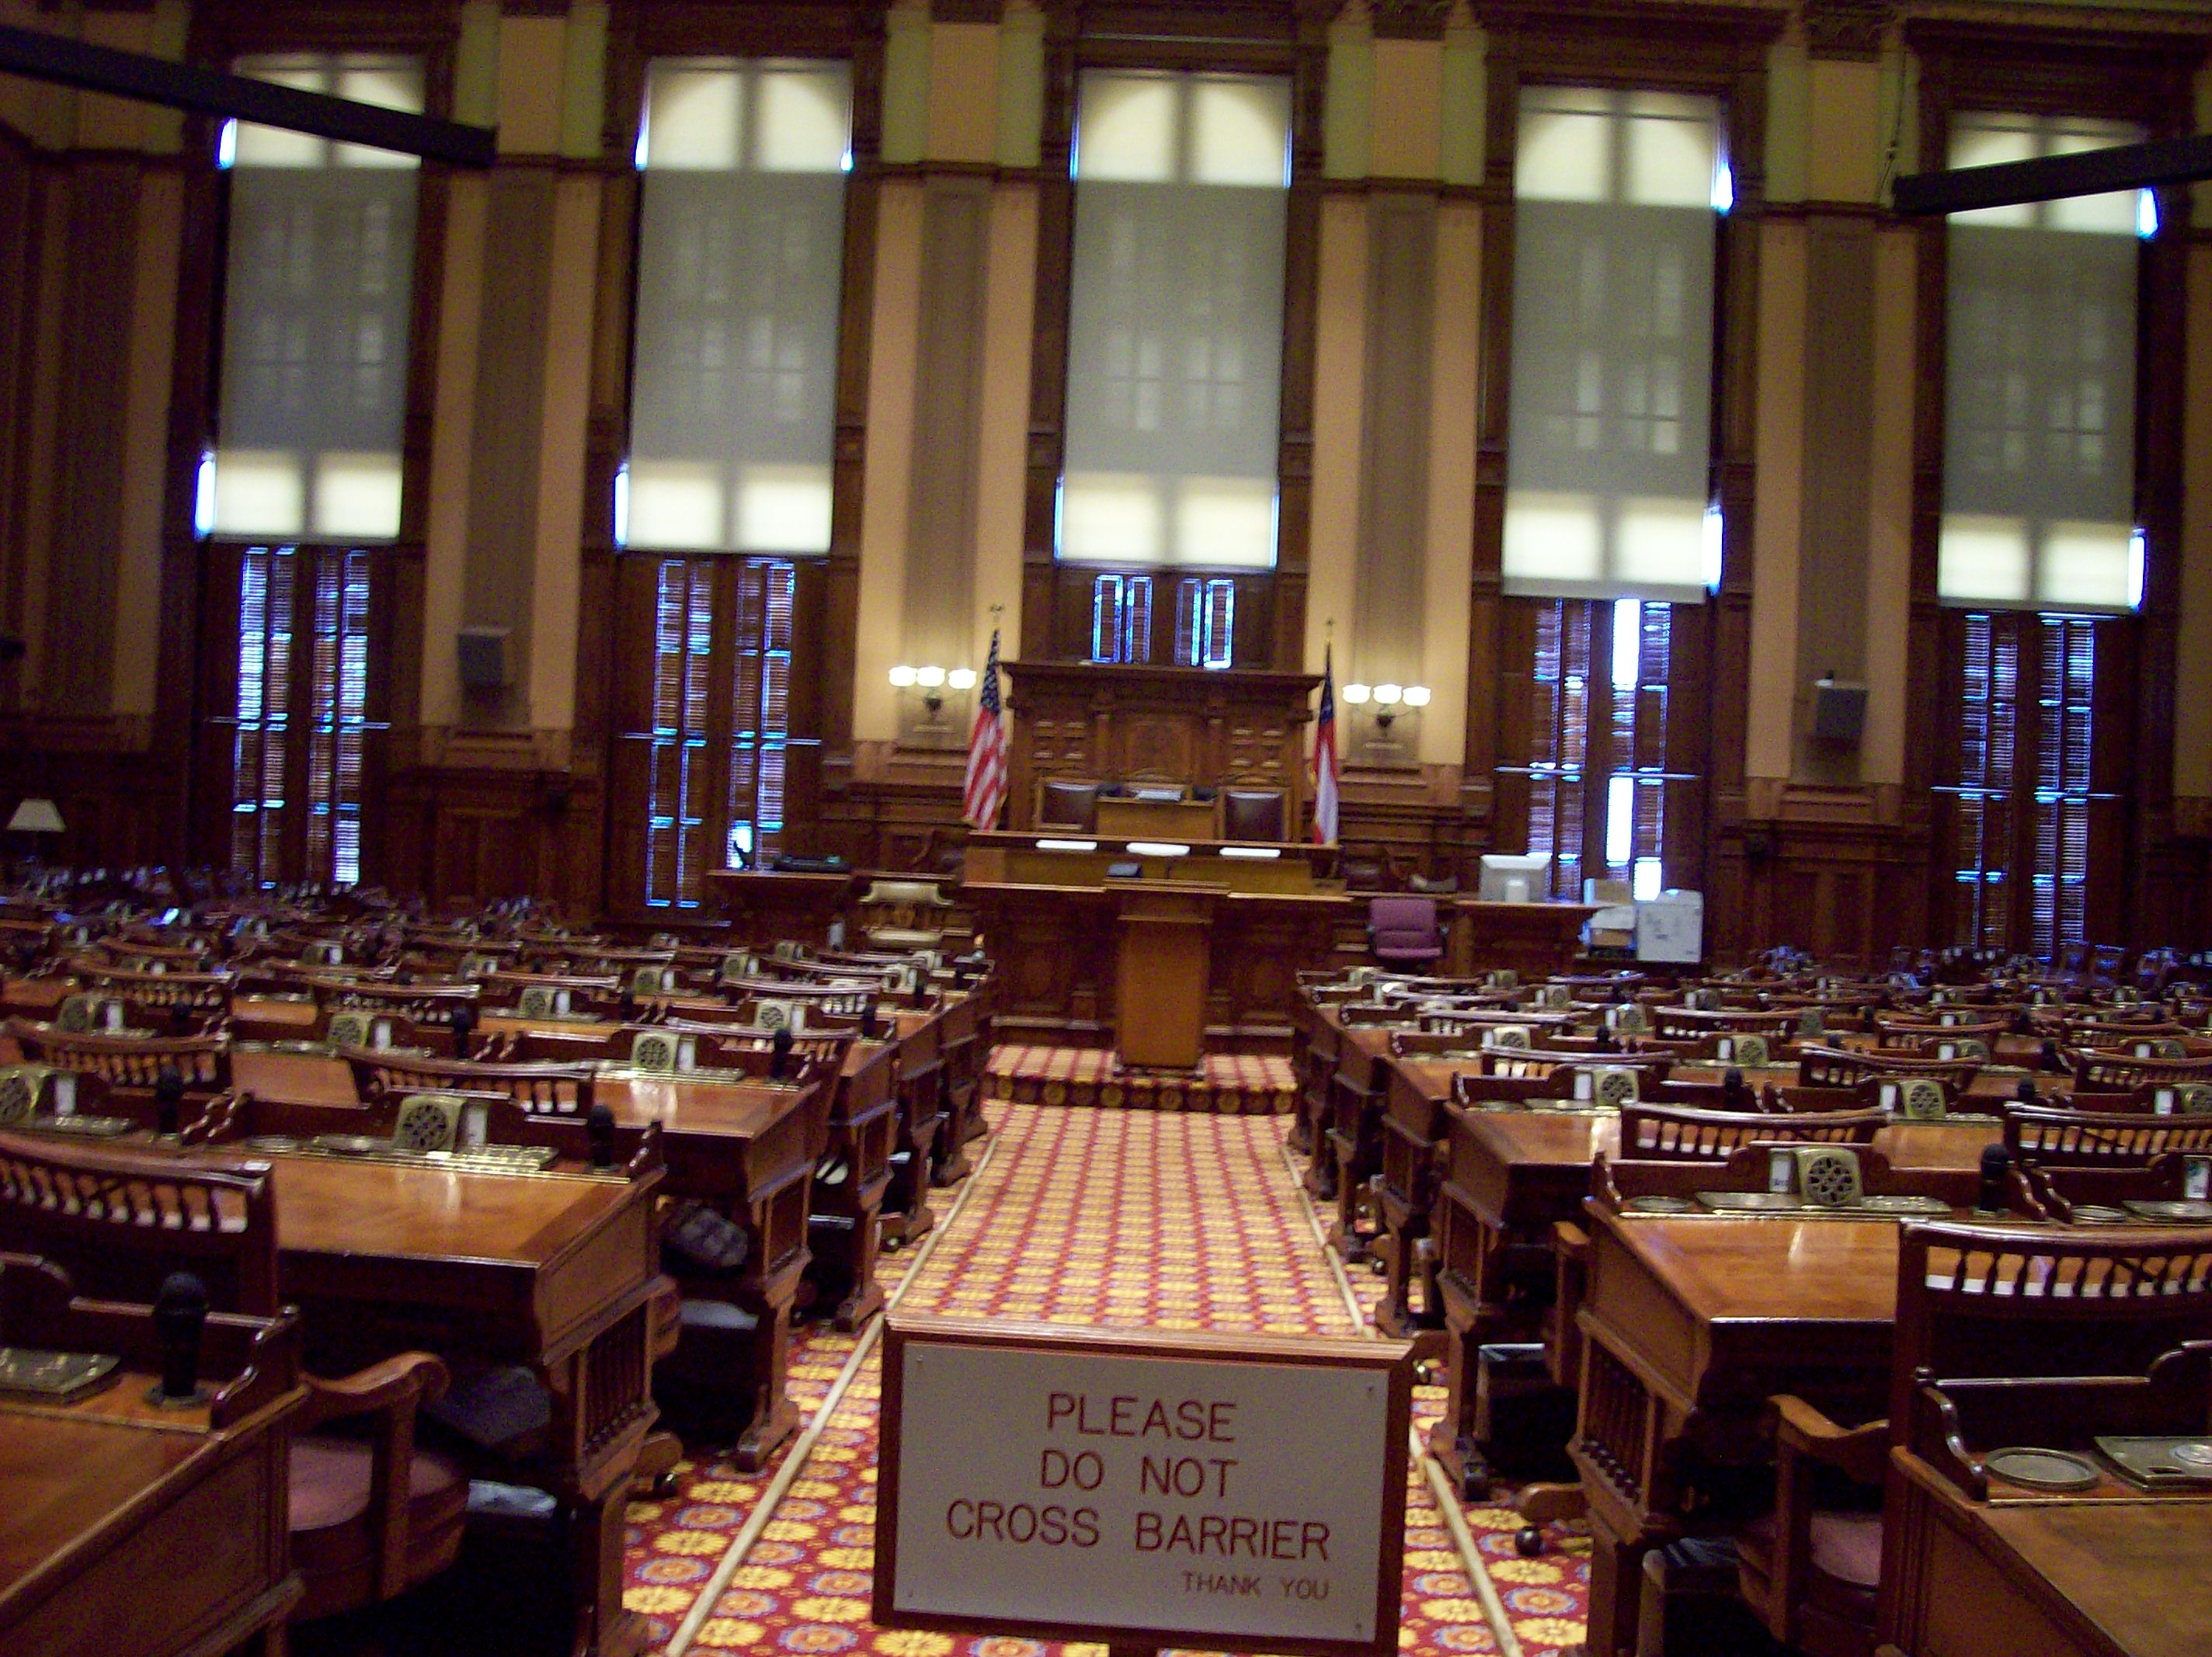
(262, 1153), (642, 1266)
(0, 1414), (205, 1591)
(1974, 1502), (2212, 1657)
(1605, 1214), (1901, 1327)
(595, 1074), (809, 1140)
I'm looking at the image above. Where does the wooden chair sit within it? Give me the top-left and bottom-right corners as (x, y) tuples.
(2004, 1105), (2212, 1167)
(1618, 1103), (1886, 1160)
(1797, 1044), (1981, 1094)
(346, 1051), (597, 1117)
(1737, 1223), (2212, 1657)
(2069, 1044), (2212, 1093)
(0, 1132), (464, 1625)
(2015, 1149), (2212, 1223)
(7, 1021), (232, 1095)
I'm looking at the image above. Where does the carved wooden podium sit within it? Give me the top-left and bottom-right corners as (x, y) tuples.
(1112, 881), (1219, 1070)
(1002, 662), (1322, 832)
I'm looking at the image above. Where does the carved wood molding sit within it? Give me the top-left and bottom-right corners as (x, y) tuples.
(1370, 0), (1456, 40)
(1803, 0), (1895, 61)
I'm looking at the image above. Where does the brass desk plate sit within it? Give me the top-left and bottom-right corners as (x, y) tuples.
(0, 1346), (120, 1402)
(2095, 1436), (2212, 1490)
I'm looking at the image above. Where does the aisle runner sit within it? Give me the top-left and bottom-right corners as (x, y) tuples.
(621, 1105), (1591, 1657)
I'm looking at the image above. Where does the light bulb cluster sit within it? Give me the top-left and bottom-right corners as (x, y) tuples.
(1339, 683), (1431, 709)
(888, 665), (979, 692)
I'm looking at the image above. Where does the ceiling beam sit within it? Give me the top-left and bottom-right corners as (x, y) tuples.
(0, 23), (496, 168)
(1894, 133), (2212, 217)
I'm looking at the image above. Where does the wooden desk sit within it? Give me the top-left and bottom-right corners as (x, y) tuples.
(1572, 1209), (1908, 1657)
(262, 1155), (659, 1657)
(1883, 1448), (2212, 1657)
(1323, 1023), (1400, 1260)
(966, 877), (1344, 1053)
(1376, 1053), (1473, 1347)
(1447, 900), (1603, 981)
(0, 1264), (302, 1657)
(707, 869), (854, 948)
(814, 1036), (900, 1330)
(1095, 796), (1218, 841)
(596, 1072), (822, 1469)
(882, 1007), (944, 1249)
(0, 1414), (294, 1657)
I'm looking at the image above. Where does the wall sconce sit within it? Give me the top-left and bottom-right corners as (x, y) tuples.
(1337, 682), (1431, 759)
(890, 664), (975, 744)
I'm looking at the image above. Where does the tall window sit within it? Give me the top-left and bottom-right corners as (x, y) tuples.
(1939, 613), (2124, 957)
(1934, 113), (2148, 958)
(614, 59), (847, 911)
(624, 558), (807, 909)
(624, 59), (849, 552)
(203, 55), (420, 543)
(1939, 113), (2147, 613)
(224, 546), (381, 888)
(1504, 598), (1685, 898)
(1059, 71), (1290, 569)
(1503, 89), (1726, 602)
(200, 54), (416, 888)
(1494, 88), (1722, 894)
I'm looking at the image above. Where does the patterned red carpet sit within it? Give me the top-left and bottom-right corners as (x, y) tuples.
(984, 1046), (1297, 1115)
(620, 1099), (1591, 1657)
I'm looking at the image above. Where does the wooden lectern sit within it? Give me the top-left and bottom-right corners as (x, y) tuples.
(1112, 881), (1220, 1070)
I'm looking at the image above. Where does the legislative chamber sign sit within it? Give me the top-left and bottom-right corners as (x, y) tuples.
(876, 1315), (1413, 1657)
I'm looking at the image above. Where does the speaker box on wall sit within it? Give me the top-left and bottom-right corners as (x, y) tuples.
(1811, 679), (1867, 744)
(458, 625), (512, 690)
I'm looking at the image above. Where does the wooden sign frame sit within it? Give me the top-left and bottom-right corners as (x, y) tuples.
(875, 1315), (1413, 1657)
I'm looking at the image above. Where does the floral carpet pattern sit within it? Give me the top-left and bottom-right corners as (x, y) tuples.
(621, 1096), (1591, 1657)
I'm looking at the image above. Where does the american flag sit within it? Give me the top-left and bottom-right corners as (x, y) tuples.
(963, 627), (1008, 829)
(1312, 644), (1339, 845)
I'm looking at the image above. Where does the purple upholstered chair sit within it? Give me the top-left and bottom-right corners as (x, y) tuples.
(1368, 895), (1444, 970)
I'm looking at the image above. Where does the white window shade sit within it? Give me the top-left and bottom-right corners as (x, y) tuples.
(628, 60), (849, 554)
(209, 54), (421, 542)
(1504, 89), (1720, 601)
(1060, 71), (1289, 568)
(1940, 113), (2142, 613)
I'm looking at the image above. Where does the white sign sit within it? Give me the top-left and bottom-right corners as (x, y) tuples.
(877, 1318), (1410, 1656)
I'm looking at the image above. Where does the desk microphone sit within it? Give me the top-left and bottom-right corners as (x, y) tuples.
(1977, 1145), (2012, 1216)
(587, 1103), (617, 1169)
(151, 1272), (210, 1405)
(155, 1068), (185, 1137)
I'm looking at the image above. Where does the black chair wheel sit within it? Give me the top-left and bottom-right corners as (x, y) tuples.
(1515, 1526), (1545, 1558)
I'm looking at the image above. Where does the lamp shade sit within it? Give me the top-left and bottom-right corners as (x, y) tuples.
(6, 798), (63, 834)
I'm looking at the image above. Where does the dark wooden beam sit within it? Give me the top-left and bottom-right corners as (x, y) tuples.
(1894, 133), (2212, 217)
(0, 23), (495, 168)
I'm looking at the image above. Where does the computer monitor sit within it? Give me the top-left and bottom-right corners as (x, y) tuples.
(1478, 853), (1552, 905)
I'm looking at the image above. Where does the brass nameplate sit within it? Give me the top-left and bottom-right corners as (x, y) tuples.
(0, 1346), (120, 1402)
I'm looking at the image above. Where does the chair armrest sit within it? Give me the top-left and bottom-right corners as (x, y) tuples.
(297, 1350), (450, 1433)
(1772, 1394), (1888, 1486)
(1753, 1395), (1887, 1645)
(298, 1351), (450, 1600)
